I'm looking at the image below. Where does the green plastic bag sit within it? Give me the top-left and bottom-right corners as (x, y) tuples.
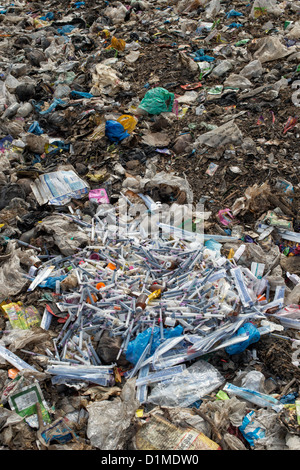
(138, 87), (175, 115)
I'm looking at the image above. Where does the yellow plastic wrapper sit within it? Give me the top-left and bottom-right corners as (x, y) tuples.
(102, 29), (110, 38)
(136, 409), (144, 418)
(2, 302), (41, 330)
(117, 115), (138, 133)
(34, 19), (51, 29)
(254, 7), (267, 18)
(109, 36), (126, 51)
(133, 414), (221, 450)
(86, 171), (108, 183)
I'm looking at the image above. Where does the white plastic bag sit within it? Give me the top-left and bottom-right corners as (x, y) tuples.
(86, 378), (139, 449)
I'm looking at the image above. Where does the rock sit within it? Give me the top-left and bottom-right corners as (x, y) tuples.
(141, 131), (171, 147)
(240, 60), (263, 79)
(195, 120), (243, 148)
(25, 134), (49, 154)
(15, 83), (36, 102)
(172, 133), (193, 154)
(224, 73), (253, 90)
(211, 60), (233, 77)
(280, 255), (300, 275)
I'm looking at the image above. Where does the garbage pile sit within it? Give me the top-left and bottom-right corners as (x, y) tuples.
(0, 0), (300, 452)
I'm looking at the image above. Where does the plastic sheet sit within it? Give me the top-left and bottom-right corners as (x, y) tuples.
(148, 360), (225, 407)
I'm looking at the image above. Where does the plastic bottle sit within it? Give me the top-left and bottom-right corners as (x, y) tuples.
(17, 102), (33, 117)
(147, 289), (161, 302)
(164, 260), (179, 270)
(136, 293), (148, 312)
(2, 102), (20, 119)
(149, 281), (166, 292)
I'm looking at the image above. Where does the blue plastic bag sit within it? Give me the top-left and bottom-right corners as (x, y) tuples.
(39, 275), (67, 289)
(228, 22), (243, 28)
(126, 325), (183, 365)
(226, 9), (243, 18)
(105, 120), (130, 143)
(45, 140), (70, 156)
(40, 12), (54, 21)
(240, 411), (265, 448)
(28, 121), (44, 135)
(279, 392), (298, 404)
(70, 90), (93, 99)
(57, 25), (76, 35)
(225, 322), (260, 355)
(204, 239), (222, 253)
(39, 98), (67, 115)
(193, 49), (215, 62)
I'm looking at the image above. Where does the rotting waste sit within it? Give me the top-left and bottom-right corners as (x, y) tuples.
(0, 0), (300, 452)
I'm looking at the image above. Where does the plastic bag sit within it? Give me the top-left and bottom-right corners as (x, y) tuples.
(103, 2), (127, 25)
(231, 182), (270, 216)
(287, 22), (300, 40)
(117, 114), (138, 133)
(108, 36), (126, 51)
(253, 37), (291, 63)
(90, 64), (130, 97)
(28, 121), (44, 135)
(126, 325), (183, 365)
(86, 379), (139, 450)
(200, 395), (247, 429)
(250, 0), (283, 18)
(225, 322), (261, 355)
(240, 411), (266, 447)
(240, 407), (286, 449)
(240, 60), (263, 79)
(138, 87), (175, 115)
(224, 73), (252, 90)
(240, 370), (266, 392)
(205, 0), (220, 19)
(0, 242), (28, 298)
(273, 305), (300, 330)
(38, 274), (68, 290)
(105, 120), (130, 143)
(54, 84), (71, 99)
(193, 49), (215, 62)
(35, 215), (89, 256)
